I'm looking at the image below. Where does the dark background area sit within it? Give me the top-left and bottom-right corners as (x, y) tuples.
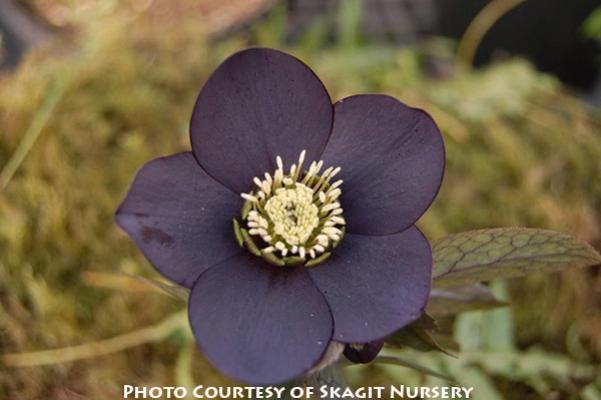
(3, 0), (600, 90)
(283, 0), (601, 90)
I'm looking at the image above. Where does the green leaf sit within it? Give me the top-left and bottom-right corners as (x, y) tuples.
(460, 348), (596, 386)
(386, 314), (452, 355)
(583, 6), (601, 40)
(454, 282), (515, 352)
(427, 283), (507, 317)
(381, 347), (596, 397)
(410, 312), (438, 331)
(432, 228), (601, 287)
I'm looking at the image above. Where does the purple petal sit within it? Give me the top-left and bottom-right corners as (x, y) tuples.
(188, 254), (333, 384)
(308, 226), (432, 343)
(321, 95), (444, 235)
(190, 48), (333, 193)
(343, 340), (384, 364)
(115, 152), (241, 288)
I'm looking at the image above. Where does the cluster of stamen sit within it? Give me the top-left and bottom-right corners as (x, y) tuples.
(233, 150), (345, 267)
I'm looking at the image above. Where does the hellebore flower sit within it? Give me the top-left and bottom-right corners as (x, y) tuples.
(115, 48), (444, 384)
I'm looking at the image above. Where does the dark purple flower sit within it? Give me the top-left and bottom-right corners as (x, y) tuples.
(115, 48), (444, 384)
(343, 340), (385, 364)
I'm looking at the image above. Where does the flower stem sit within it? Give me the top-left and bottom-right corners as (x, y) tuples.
(455, 0), (526, 68)
(0, 73), (71, 191)
(174, 340), (196, 397)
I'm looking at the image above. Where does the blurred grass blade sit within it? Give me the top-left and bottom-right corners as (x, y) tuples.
(433, 228), (601, 287)
(427, 284), (507, 317)
(336, 0), (361, 49)
(136, 276), (190, 301)
(372, 355), (455, 383)
(82, 271), (189, 301)
(456, 0), (526, 67)
(0, 310), (187, 367)
(174, 341), (196, 394)
(0, 74), (70, 191)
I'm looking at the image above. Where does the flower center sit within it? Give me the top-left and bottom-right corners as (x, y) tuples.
(233, 150), (345, 267)
(264, 184), (319, 246)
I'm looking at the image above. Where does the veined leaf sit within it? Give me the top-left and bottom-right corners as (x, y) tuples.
(427, 283), (507, 317)
(432, 228), (601, 287)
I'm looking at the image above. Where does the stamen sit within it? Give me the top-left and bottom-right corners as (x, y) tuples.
(299, 247), (306, 258)
(235, 150), (345, 268)
(328, 188), (342, 200)
(331, 216), (346, 225)
(241, 193), (258, 203)
(328, 180), (343, 191)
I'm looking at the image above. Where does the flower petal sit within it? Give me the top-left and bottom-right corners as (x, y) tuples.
(308, 226), (432, 343)
(190, 48), (333, 193)
(115, 152), (241, 288)
(189, 254), (333, 384)
(321, 95), (444, 235)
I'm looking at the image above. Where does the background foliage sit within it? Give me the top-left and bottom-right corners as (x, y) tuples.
(1, 1), (600, 399)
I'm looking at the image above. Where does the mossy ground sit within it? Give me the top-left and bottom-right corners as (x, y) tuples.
(1, 2), (600, 399)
